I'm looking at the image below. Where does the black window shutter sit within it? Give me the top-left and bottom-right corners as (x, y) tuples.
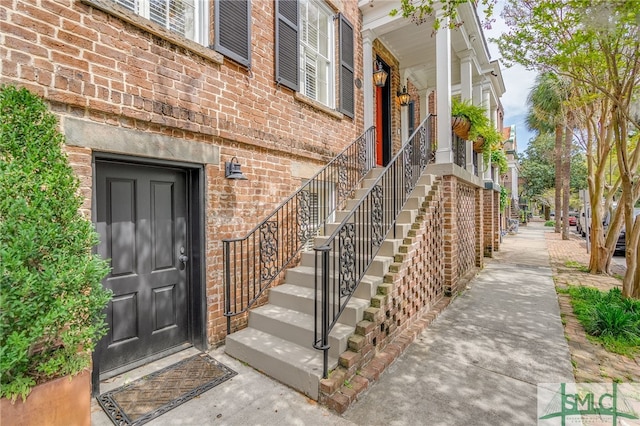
(275, 0), (299, 91)
(215, 0), (251, 68)
(339, 14), (354, 118)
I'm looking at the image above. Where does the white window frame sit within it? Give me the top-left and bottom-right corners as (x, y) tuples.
(299, 0), (334, 108)
(114, 0), (209, 46)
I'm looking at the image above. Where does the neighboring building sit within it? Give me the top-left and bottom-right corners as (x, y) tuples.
(502, 124), (520, 220)
(2, 0), (505, 405)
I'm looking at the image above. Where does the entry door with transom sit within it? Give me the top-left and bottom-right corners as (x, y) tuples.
(95, 160), (189, 373)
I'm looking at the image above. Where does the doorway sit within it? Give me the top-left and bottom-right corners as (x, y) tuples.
(375, 58), (392, 166)
(93, 157), (205, 393)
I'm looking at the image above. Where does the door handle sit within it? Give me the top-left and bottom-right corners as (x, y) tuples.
(179, 254), (189, 264)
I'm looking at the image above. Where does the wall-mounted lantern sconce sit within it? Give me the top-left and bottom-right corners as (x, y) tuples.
(225, 156), (248, 180)
(372, 61), (388, 87)
(397, 86), (410, 106)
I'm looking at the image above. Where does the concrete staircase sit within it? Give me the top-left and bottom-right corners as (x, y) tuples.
(225, 169), (440, 400)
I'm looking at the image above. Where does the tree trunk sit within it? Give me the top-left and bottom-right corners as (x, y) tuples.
(554, 123), (563, 233)
(561, 120), (572, 240)
(623, 215), (640, 298)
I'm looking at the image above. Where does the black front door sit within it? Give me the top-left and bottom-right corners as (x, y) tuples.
(95, 160), (189, 373)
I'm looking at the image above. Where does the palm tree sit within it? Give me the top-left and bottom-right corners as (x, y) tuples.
(526, 72), (572, 240)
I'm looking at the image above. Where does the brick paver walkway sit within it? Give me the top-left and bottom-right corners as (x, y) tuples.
(544, 227), (639, 383)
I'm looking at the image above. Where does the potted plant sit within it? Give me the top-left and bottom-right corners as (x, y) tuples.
(491, 147), (509, 175)
(474, 123), (504, 165)
(451, 97), (489, 141)
(0, 86), (111, 425)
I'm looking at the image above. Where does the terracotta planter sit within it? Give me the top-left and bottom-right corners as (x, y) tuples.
(1, 369), (91, 426)
(473, 137), (485, 153)
(451, 116), (470, 140)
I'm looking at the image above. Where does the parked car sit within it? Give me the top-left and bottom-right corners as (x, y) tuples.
(560, 211), (577, 226)
(615, 208), (640, 254)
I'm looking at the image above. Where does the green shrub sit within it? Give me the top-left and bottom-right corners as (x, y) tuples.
(0, 86), (111, 401)
(545, 220), (555, 227)
(567, 286), (640, 356)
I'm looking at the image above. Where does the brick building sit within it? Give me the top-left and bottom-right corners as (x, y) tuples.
(2, 0), (505, 403)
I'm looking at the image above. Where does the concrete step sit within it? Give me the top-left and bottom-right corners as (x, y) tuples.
(224, 171), (441, 403)
(225, 327), (337, 400)
(286, 265), (382, 299)
(298, 253), (393, 277)
(321, 221), (412, 240)
(249, 304), (352, 359)
(313, 222), (409, 246)
(268, 284), (369, 327)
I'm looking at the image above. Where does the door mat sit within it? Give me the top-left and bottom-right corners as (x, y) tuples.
(97, 353), (237, 426)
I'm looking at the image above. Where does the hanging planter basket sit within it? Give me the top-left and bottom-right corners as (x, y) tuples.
(451, 116), (471, 140)
(473, 137), (485, 153)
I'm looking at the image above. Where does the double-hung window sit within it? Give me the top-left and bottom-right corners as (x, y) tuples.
(299, 0), (334, 108)
(114, 0), (208, 46)
(276, 0), (354, 117)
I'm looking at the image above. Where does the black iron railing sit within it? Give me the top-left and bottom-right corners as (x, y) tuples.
(223, 127), (376, 333)
(313, 115), (435, 377)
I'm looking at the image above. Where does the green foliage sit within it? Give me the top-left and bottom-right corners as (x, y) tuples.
(567, 286), (640, 357)
(520, 133), (558, 200)
(390, 0), (496, 31)
(491, 148), (508, 175)
(499, 186), (509, 212)
(564, 260), (589, 273)
(451, 97), (489, 141)
(526, 72), (566, 134)
(545, 220), (556, 227)
(0, 86), (111, 401)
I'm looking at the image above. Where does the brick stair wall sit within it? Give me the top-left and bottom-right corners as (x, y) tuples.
(319, 179), (450, 414)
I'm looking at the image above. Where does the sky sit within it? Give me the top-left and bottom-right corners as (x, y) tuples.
(483, 2), (538, 153)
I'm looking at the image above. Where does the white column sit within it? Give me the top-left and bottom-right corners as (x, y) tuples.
(401, 106), (409, 142)
(362, 30), (375, 130)
(482, 84), (491, 120)
(482, 83), (492, 181)
(400, 70), (409, 143)
(472, 83), (482, 106)
(419, 89), (429, 121)
(435, 14), (453, 164)
(460, 54), (474, 172)
(460, 53), (473, 102)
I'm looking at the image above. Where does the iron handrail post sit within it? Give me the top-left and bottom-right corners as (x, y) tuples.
(313, 244), (331, 378)
(224, 241), (232, 335)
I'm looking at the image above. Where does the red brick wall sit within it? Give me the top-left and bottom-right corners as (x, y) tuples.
(494, 190), (501, 251)
(456, 181), (477, 277)
(1, 0), (364, 347)
(442, 175), (480, 295)
(483, 189), (495, 257)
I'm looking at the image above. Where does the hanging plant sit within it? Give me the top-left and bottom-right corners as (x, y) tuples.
(491, 148), (508, 175)
(451, 97), (489, 141)
(475, 124), (503, 165)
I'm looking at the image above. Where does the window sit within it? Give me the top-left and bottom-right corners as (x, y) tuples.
(275, 0), (353, 115)
(114, 0), (208, 46)
(299, 0), (333, 107)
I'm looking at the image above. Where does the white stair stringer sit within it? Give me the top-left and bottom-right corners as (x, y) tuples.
(225, 170), (440, 400)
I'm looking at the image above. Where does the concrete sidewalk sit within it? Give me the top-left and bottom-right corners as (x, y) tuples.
(342, 221), (574, 425)
(92, 222), (574, 425)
